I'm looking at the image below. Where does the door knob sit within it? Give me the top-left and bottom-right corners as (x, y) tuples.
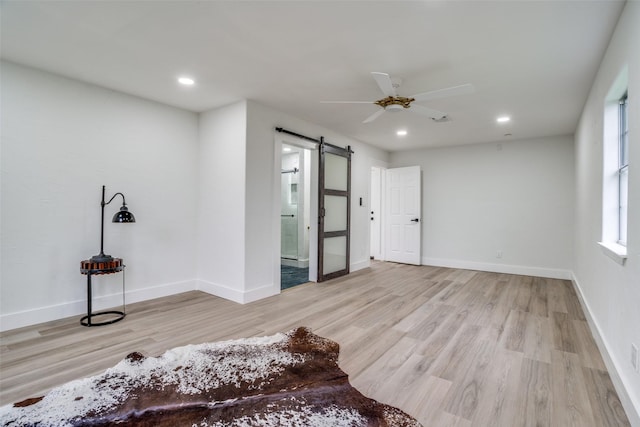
(411, 218), (419, 223)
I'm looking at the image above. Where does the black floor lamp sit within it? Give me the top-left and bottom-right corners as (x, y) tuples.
(91, 185), (136, 263)
(80, 185), (135, 326)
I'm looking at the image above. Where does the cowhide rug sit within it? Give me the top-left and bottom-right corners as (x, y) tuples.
(0, 327), (421, 426)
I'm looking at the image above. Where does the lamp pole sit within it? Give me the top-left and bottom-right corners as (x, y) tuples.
(99, 185), (107, 260)
(91, 185), (135, 263)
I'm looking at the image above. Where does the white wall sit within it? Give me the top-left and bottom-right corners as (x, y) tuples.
(391, 135), (574, 279)
(245, 102), (278, 296)
(196, 101), (248, 301)
(573, 1), (640, 424)
(350, 139), (390, 270)
(1, 61), (199, 330)
(197, 100), (278, 303)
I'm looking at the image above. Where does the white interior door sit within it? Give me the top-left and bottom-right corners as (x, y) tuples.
(385, 166), (421, 265)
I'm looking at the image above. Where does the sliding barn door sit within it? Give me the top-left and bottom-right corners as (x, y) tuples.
(318, 141), (351, 282)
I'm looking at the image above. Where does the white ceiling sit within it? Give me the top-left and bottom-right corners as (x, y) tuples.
(0, 1), (625, 152)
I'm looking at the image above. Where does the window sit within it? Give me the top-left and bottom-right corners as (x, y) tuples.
(618, 93), (628, 246)
(599, 70), (628, 265)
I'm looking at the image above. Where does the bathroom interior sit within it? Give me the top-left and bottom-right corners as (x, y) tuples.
(280, 144), (311, 289)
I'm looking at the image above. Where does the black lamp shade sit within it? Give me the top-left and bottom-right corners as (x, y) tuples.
(112, 206), (136, 223)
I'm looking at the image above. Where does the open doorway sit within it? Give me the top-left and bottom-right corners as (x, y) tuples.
(280, 144), (311, 289)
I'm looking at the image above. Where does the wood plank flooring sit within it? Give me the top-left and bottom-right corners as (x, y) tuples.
(0, 262), (631, 426)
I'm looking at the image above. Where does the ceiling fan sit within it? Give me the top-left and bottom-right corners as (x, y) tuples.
(321, 72), (475, 123)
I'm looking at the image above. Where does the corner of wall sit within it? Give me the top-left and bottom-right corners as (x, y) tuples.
(350, 259), (371, 272)
(196, 279), (278, 304)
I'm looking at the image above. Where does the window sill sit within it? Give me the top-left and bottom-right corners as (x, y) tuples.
(598, 242), (628, 265)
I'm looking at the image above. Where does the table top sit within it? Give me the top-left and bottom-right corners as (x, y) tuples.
(80, 258), (124, 275)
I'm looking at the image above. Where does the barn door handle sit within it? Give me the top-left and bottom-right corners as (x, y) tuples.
(411, 218), (419, 223)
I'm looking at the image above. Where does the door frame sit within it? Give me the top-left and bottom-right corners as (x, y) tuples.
(273, 134), (319, 294)
(370, 166), (385, 261)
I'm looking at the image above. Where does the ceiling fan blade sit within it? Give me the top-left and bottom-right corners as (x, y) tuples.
(409, 104), (447, 120)
(411, 83), (475, 102)
(320, 101), (374, 104)
(363, 108), (386, 124)
(371, 72), (397, 97)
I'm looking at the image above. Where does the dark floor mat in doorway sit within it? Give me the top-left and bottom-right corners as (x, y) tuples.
(281, 265), (309, 290)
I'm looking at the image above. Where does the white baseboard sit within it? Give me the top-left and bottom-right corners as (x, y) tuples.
(571, 273), (640, 427)
(0, 280), (197, 332)
(243, 284), (279, 303)
(0, 278), (277, 332)
(124, 280), (196, 305)
(196, 280), (278, 304)
(0, 300), (86, 332)
(350, 259), (371, 272)
(196, 279), (244, 303)
(421, 257), (572, 280)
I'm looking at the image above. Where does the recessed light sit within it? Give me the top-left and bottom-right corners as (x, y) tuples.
(283, 147), (292, 152)
(178, 76), (195, 86)
(496, 116), (510, 123)
(396, 130), (408, 136)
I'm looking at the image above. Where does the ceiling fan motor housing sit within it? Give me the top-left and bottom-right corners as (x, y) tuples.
(375, 96), (414, 109)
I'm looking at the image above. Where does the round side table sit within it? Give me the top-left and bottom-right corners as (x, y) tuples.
(80, 258), (126, 326)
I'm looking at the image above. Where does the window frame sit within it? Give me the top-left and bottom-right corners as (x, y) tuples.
(599, 69), (628, 265)
(617, 92), (628, 246)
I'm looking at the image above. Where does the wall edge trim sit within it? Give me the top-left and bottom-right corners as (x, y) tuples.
(350, 259), (371, 272)
(0, 280), (197, 332)
(196, 280), (278, 304)
(421, 257), (572, 279)
(571, 273), (640, 427)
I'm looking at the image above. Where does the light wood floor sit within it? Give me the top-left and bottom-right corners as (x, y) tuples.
(0, 262), (631, 426)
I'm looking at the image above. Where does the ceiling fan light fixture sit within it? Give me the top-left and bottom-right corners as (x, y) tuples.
(386, 104), (404, 113)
